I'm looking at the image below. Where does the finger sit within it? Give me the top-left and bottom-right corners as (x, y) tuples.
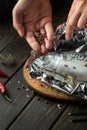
(45, 38), (53, 50)
(44, 22), (53, 49)
(41, 44), (49, 54)
(77, 13), (87, 28)
(65, 24), (74, 40)
(66, 12), (81, 40)
(12, 9), (25, 37)
(25, 31), (41, 52)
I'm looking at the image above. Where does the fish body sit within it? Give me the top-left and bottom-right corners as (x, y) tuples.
(29, 49), (87, 98)
(31, 51), (87, 83)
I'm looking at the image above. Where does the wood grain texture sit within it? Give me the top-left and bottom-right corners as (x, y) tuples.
(52, 105), (87, 130)
(0, 22), (35, 130)
(9, 94), (66, 130)
(0, 68), (35, 130)
(0, 22), (18, 52)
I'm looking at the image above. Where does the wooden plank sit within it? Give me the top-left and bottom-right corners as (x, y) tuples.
(0, 35), (31, 83)
(8, 95), (66, 130)
(52, 104), (87, 130)
(0, 22), (36, 130)
(0, 68), (35, 130)
(0, 21), (31, 83)
(0, 22), (18, 52)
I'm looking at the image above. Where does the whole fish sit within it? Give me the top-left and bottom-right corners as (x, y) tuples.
(30, 46), (87, 96)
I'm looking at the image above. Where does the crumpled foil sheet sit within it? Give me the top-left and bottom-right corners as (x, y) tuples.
(53, 22), (87, 52)
(28, 23), (87, 100)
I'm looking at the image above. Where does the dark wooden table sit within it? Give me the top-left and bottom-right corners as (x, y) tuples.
(0, 13), (87, 130)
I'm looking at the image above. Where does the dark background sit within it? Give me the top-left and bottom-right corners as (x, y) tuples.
(0, 0), (73, 22)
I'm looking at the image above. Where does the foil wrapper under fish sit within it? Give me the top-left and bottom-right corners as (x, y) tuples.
(27, 23), (87, 100)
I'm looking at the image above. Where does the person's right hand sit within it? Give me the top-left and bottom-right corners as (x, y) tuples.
(12, 0), (53, 54)
(66, 0), (87, 40)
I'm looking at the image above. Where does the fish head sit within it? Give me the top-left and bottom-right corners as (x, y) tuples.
(33, 52), (59, 71)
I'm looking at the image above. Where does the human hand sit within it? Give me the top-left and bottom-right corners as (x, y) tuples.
(65, 0), (87, 40)
(12, 0), (53, 54)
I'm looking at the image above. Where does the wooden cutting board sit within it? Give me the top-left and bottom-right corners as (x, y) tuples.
(23, 59), (86, 103)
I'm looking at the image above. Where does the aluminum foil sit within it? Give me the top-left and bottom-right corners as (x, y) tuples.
(28, 23), (87, 100)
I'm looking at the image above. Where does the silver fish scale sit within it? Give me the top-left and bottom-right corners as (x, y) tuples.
(62, 51), (87, 61)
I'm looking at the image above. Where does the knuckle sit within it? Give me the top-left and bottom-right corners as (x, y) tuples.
(12, 6), (20, 17)
(12, 7), (16, 16)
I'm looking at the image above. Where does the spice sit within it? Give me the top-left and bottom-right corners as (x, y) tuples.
(17, 86), (20, 90)
(0, 82), (12, 103)
(68, 112), (87, 123)
(34, 28), (46, 46)
(22, 85), (25, 89)
(70, 118), (87, 122)
(68, 112), (87, 116)
(57, 104), (62, 110)
(0, 54), (15, 66)
(26, 88), (29, 91)
(45, 100), (48, 104)
(64, 64), (68, 67)
(26, 95), (30, 98)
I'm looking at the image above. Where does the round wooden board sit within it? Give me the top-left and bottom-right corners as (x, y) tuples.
(23, 59), (86, 103)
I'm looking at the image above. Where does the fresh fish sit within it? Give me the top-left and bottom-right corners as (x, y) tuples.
(27, 24), (87, 100)
(29, 48), (87, 92)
